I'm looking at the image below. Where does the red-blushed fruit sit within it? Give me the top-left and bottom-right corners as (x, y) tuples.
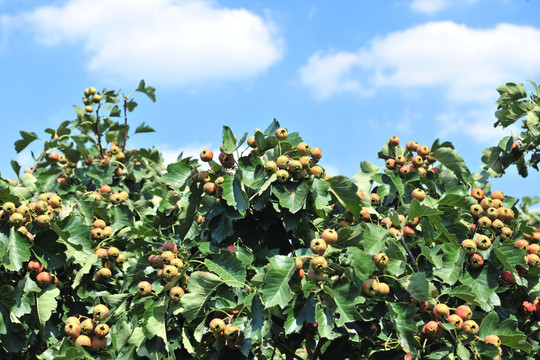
(501, 270), (516, 285)
(307, 269), (325, 281)
(455, 305), (473, 321)
(373, 252), (388, 269)
(528, 243), (540, 255)
(411, 155), (424, 167)
(64, 321), (82, 338)
(411, 188), (426, 201)
(470, 252), (484, 268)
(377, 282), (390, 296)
(80, 319), (96, 336)
(163, 242), (178, 253)
(96, 248), (108, 260)
(275, 127), (288, 140)
(403, 225), (416, 236)
(151, 255), (164, 269)
(107, 247), (120, 259)
(137, 281), (152, 297)
(491, 198), (503, 208)
(93, 219), (106, 229)
(422, 321), (442, 339)
(310, 238), (327, 255)
(36, 271), (53, 287)
(498, 207), (515, 222)
(292, 268), (305, 280)
(515, 239), (529, 252)
(90, 227), (104, 240)
(417, 145), (430, 157)
(102, 259), (116, 269)
(469, 204), (484, 218)
(461, 239), (477, 255)
(471, 188), (484, 200)
(369, 193), (380, 206)
(94, 323), (110, 338)
(93, 304), (109, 322)
(75, 335), (92, 346)
(100, 185), (111, 194)
(385, 158), (396, 170)
(209, 318), (226, 334)
(203, 182), (216, 195)
(406, 141), (420, 151)
(310, 147), (322, 161)
(477, 216), (492, 229)
(521, 301), (535, 314)
(399, 165), (411, 175)
(485, 334), (501, 347)
(389, 136), (400, 146)
(309, 165), (324, 178)
(218, 152), (235, 168)
(320, 228), (338, 245)
(247, 136), (257, 148)
(161, 250), (175, 265)
(447, 314), (463, 330)
(433, 303), (450, 321)
(48, 151), (60, 162)
(362, 279), (380, 297)
(265, 160), (278, 173)
(311, 256), (328, 272)
(169, 286), (185, 302)
(296, 258), (303, 270)
(395, 155), (406, 165)
(28, 260), (43, 274)
(289, 159), (302, 173)
(103, 226), (113, 238)
(462, 320), (479, 336)
(480, 197), (493, 210)
(200, 149), (213, 162)
(91, 336), (107, 351)
(475, 234), (492, 250)
(491, 190), (504, 200)
(486, 207), (499, 219)
(526, 254), (540, 267)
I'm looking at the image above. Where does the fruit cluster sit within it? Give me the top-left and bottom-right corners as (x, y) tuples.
(63, 304), (110, 351)
(383, 137), (440, 177)
(0, 192), (64, 239)
(95, 246), (125, 282)
(208, 317), (241, 349)
(28, 259), (62, 288)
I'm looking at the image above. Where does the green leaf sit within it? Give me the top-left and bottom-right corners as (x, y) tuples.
(204, 251), (246, 286)
(14, 131), (39, 153)
(408, 198), (443, 218)
(362, 223), (386, 255)
(134, 122), (155, 134)
(187, 271), (222, 295)
(478, 311), (499, 338)
(407, 272), (430, 302)
(10, 160), (20, 178)
(143, 300), (168, 347)
(328, 279), (361, 326)
(222, 171), (249, 213)
(271, 181), (309, 214)
(0, 228), (32, 272)
(222, 126), (246, 154)
(136, 80), (156, 102)
(260, 256), (296, 309)
(387, 302), (419, 354)
(36, 287), (60, 327)
(327, 175), (361, 221)
(179, 293), (208, 322)
(162, 163), (192, 186)
(432, 243), (464, 285)
(72, 254), (98, 289)
(432, 146), (471, 184)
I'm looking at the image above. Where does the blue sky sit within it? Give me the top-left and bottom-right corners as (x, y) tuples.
(1, 0), (540, 201)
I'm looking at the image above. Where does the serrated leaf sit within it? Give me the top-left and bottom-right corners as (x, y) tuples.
(134, 122), (155, 134)
(408, 199), (443, 218)
(260, 256), (296, 308)
(327, 175), (361, 221)
(36, 288), (60, 327)
(0, 228), (32, 271)
(135, 80), (156, 102)
(204, 251), (246, 286)
(14, 131), (39, 153)
(222, 171), (249, 213)
(432, 146), (471, 184)
(271, 181), (309, 214)
(143, 300), (168, 347)
(407, 272), (429, 302)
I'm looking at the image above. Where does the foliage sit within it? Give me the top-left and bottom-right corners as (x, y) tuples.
(482, 81), (540, 178)
(0, 81), (540, 359)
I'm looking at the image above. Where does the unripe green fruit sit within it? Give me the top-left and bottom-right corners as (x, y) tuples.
(311, 256), (328, 272)
(2, 202), (16, 214)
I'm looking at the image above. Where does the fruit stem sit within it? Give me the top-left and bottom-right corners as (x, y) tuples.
(400, 235), (418, 271)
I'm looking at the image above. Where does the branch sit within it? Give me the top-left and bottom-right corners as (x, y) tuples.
(400, 234), (418, 271)
(94, 105), (104, 159)
(122, 97), (128, 153)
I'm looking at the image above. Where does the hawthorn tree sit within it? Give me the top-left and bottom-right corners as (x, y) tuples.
(0, 81), (539, 359)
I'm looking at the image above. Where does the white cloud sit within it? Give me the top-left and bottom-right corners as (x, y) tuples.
(159, 143), (214, 166)
(5, 0), (283, 86)
(410, 0), (449, 14)
(299, 21), (540, 103)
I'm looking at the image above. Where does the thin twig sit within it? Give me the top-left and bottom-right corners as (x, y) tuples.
(94, 105), (104, 159)
(312, 338), (326, 359)
(400, 235), (418, 271)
